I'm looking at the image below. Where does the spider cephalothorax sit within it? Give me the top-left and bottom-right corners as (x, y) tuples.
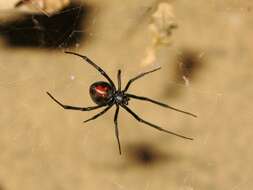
(47, 51), (197, 154)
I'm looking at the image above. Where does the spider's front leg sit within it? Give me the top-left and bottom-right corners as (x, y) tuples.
(126, 93), (197, 118)
(121, 104), (193, 140)
(114, 105), (121, 154)
(47, 92), (105, 111)
(123, 67), (161, 92)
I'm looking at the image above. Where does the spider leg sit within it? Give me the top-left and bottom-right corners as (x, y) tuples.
(83, 104), (113, 123)
(121, 105), (193, 140)
(126, 93), (197, 118)
(64, 51), (116, 89)
(117, 70), (121, 91)
(123, 67), (161, 92)
(114, 105), (122, 154)
(47, 92), (104, 111)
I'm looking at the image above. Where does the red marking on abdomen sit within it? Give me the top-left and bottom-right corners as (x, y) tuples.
(95, 85), (109, 97)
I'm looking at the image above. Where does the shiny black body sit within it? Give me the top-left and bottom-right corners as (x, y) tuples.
(47, 51), (197, 154)
(89, 81), (114, 105)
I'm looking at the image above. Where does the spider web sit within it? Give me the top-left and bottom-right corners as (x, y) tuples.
(1, 1), (251, 190)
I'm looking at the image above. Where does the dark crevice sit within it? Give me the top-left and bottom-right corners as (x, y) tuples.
(0, 2), (93, 48)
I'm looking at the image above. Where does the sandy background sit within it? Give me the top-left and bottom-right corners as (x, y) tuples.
(0, 0), (253, 189)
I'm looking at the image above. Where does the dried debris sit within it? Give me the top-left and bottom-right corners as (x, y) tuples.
(142, 2), (177, 66)
(15, 0), (70, 16)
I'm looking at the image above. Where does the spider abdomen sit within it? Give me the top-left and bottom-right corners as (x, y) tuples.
(89, 81), (114, 105)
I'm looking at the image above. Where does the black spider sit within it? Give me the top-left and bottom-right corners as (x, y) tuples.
(47, 51), (197, 154)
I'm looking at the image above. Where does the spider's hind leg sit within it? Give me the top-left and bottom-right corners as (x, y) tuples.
(83, 105), (113, 123)
(64, 51), (116, 89)
(47, 92), (104, 111)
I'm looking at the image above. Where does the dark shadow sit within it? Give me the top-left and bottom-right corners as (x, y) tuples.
(164, 48), (204, 98)
(0, 2), (92, 48)
(125, 142), (176, 167)
(0, 183), (4, 190)
(174, 49), (203, 82)
(82, 141), (185, 171)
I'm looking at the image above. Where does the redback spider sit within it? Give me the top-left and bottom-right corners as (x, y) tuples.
(47, 51), (197, 154)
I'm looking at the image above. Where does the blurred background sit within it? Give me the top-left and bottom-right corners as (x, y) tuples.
(0, 0), (252, 189)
